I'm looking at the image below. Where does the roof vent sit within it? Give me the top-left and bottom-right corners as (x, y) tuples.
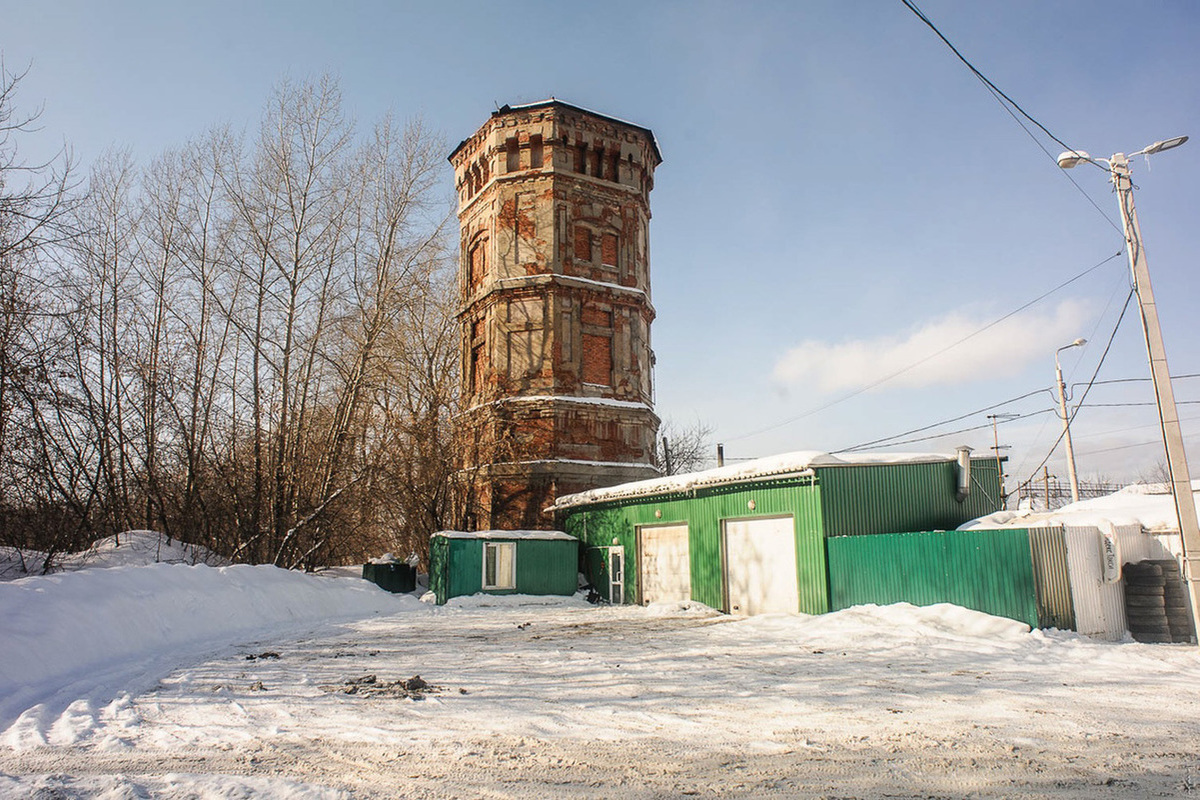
(956, 446), (973, 503)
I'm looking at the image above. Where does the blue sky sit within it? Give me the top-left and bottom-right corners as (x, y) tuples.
(6, 0), (1200, 491)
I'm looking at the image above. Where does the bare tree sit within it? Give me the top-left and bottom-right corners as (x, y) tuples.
(0, 62), (83, 569)
(2, 71), (458, 571)
(657, 417), (716, 476)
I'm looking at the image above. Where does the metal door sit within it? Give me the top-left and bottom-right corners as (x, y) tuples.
(638, 524), (691, 605)
(723, 516), (799, 615)
(608, 546), (625, 605)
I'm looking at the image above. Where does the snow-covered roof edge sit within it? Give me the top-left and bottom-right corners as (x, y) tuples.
(549, 450), (964, 511)
(434, 530), (577, 541)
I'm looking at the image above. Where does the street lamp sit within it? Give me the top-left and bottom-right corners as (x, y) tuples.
(1059, 135), (1200, 641)
(1055, 338), (1087, 504)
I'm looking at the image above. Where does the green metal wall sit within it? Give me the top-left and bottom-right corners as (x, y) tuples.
(816, 460), (1003, 537)
(826, 529), (1039, 627)
(429, 536), (578, 605)
(561, 477), (829, 614)
(514, 539), (580, 596)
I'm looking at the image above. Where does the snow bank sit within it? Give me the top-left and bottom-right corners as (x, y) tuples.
(961, 479), (1200, 532)
(0, 562), (417, 726)
(1, 530), (225, 582)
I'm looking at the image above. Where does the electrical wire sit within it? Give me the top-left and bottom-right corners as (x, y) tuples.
(849, 408), (1055, 452)
(1020, 287), (1136, 484)
(900, 0), (1123, 233)
(1073, 373), (1200, 390)
(727, 249), (1122, 443)
(835, 387), (1053, 452)
(899, 0), (1094, 166)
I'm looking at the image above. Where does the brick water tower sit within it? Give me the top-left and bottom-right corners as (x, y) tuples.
(449, 100), (662, 529)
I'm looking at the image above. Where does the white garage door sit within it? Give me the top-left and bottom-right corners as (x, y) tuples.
(639, 524), (691, 605)
(724, 516), (799, 616)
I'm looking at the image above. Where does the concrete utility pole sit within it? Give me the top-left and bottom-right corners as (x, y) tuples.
(1059, 137), (1200, 643)
(1055, 339), (1087, 504)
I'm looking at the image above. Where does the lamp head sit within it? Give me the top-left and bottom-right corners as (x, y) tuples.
(1139, 136), (1188, 156)
(1057, 150), (1091, 169)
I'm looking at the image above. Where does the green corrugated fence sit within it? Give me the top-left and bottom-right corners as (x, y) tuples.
(826, 528), (1039, 627)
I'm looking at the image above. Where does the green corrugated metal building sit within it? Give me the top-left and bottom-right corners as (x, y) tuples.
(551, 449), (1027, 621)
(429, 530), (580, 605)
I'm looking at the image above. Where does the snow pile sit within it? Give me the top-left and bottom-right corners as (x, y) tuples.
(0, 562), (419, 728)
(961, 479), (1200, 532)
(1, 530), (225, 582)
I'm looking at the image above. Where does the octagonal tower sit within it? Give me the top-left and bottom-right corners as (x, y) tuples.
(449, 100), (662, 529)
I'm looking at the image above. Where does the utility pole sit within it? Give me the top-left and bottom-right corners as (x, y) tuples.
(1055, 339), (1087, 504)
(1059, 136), (1200, 644)
(989, 413), (1015, 504)
(1111, 151), (1200, 637)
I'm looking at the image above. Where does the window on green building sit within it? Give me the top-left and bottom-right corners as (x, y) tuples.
(483, 542), (516, 590)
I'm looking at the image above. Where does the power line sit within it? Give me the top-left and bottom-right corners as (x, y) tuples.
(835, 387), (1053, 452)
(848, 409), (1055, 452)
(1073, 372), (1200, 390)
(899, 0), (1093, 163)
(728, 249), (1122, 443)
(1083, 401), (1200, 408)
(1021, 287), (1136, 484)
(900, 0), (1122, 233)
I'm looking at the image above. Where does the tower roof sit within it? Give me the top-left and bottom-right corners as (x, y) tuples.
(449, 99), (662, 165)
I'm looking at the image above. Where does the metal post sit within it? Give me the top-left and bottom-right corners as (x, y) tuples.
(716, 443), (725, 467)
(1111, 153), (1200, 640)
(1055, 356), (1081, 504)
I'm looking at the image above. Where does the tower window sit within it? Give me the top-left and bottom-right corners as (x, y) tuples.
(575, 143), (587, 174)
(470, 342), (485, 395)
(573, 227), (591, 263)
(506, 138), (519, 172)
(530, 135), (543, 168)
(469, 241), (486, 285)
(601, 233), (618, 268)
(582, 334), (612, 386)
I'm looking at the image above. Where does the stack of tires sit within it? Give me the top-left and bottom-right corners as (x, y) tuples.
(1122, 559), (1196, 644)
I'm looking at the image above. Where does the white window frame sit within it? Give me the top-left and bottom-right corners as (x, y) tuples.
(482, 541), (516, 590)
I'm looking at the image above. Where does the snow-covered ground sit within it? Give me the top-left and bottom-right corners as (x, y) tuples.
(3, 537), (1200, 798)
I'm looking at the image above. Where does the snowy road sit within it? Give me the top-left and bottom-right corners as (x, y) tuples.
(5, 583), (1200, 798)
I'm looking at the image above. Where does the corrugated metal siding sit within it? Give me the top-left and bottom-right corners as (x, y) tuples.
(513, 539), (579, 596)
(1114, 526), (1181, 563)
(447, 538), (483, 601)
(429, 535), (450, 605)
(817, 460), (1003, 537)
(1026, 526), (1076, 631)
(826, 529), (1039, 627)
(1059, 525), (1126, 640)
(561, 478), (828, 614)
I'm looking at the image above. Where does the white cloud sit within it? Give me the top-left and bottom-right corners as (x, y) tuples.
(771, 300), (1093, 392)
